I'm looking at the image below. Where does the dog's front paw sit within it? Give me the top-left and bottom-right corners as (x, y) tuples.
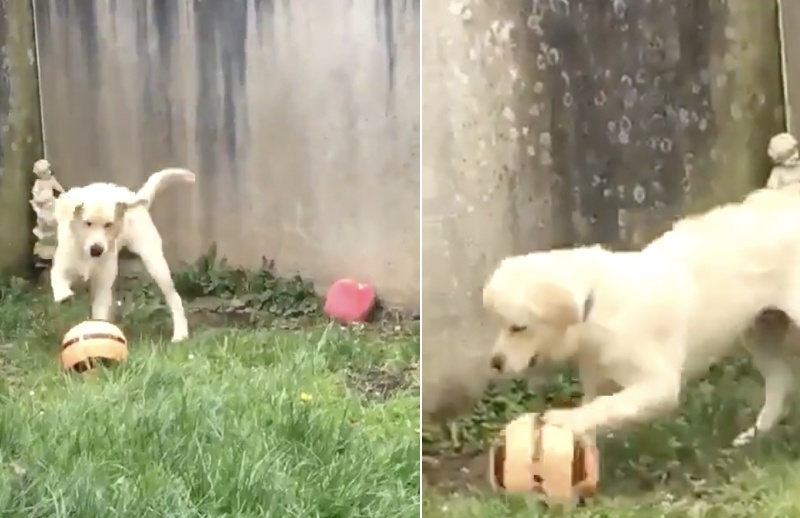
(732, 427), (757, 447)
(542, 408), (593, 437)
(171, 330), (189, 342)
(52, 287), (75, 303)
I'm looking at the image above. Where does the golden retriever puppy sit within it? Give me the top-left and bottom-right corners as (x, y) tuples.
(51, 168), (195, 342)
(484, 245), (694, 446)
(486, 188), (800, 447)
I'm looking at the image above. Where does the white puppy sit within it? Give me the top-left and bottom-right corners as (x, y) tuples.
(51, 168), (196, 342)
(485, 188), (800, 447)
(484, 246), (694, 446)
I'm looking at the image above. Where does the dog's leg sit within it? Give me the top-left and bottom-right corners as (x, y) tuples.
(734, 347), (792, 446)
(576, 359), (602, 447)
(138, 247), (188, 342)
(51, 224), (78, 303)
(89, 260), (118, 321)
(50, 250), (74, 303)
(543, 375), (681, 437)
(734, 311), (793, 446)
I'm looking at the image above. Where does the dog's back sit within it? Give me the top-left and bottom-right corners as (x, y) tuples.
(644, 194), (800, 363)
(55, 168), (195, 220)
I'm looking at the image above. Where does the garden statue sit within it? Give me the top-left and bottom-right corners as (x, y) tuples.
(30, 159), (64, 264)
(766, 132), (800, 189)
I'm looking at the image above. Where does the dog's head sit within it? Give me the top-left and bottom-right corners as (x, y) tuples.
(483, 254), (588, 375)
(62, 197), (147, 258)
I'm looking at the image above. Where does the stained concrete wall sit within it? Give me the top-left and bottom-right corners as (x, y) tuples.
(0, 0), (43, 276)
(421, 0), (784, 419)
(33, 0), (420, 309)
(780, 0), (800, 134)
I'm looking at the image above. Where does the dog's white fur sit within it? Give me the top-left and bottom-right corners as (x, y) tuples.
(51, 168), (196, 342)
(484, 187), (800, 447)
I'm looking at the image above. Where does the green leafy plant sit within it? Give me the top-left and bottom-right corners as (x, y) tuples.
(0, 276), (31, 302)
(172, 244), (321, 318)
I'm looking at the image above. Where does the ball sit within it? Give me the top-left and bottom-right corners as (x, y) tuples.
(60, 320), (128, 373)
(487, 413), (599, 506)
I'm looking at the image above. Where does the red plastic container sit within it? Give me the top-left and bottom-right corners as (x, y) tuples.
(324, 278), (377, 323)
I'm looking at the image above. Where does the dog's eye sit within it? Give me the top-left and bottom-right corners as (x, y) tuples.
(84, 221), (92, 227)
(509, 325), (527, 334)
(103, 222), (112, 229)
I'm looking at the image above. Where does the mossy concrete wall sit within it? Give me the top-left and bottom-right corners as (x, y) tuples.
(779, 0), (800, 134)
(422, 0), (784, 420)
(0, 0), (43, 276)
(33, 0), (420, 309)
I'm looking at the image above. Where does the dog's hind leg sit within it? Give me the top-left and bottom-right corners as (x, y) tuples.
(734, 310), (792, 447)
(136, 244), (188, 342)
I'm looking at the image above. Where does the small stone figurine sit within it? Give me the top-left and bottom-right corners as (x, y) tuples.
(30, 159), (64, 263)
(766, 132), (800, 189)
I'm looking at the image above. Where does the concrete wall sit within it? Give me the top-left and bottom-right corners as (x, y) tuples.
(33, 0), (420, 309)
(421, 0), (784, 419)
(780, 0), (800, 134)
(0, 0), (43, 276)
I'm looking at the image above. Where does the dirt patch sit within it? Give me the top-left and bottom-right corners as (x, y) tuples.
(423, 452), (493, 495)
(185, 297), (321, 329)
(345, 366), (417, 402)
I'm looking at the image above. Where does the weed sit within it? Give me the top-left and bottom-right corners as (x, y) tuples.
(171, 244), (320, 318)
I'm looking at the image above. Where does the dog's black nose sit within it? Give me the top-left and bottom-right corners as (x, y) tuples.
(89, 244), (104, 257)
(490, 354), (505, 372)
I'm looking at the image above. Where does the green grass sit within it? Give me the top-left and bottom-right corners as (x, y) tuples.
(0, 281), (420, 517)
(423, 354), (800, 517)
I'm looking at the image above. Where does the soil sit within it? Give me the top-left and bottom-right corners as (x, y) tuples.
(346, 366), (417, 402)
(423, 451), (493, 495)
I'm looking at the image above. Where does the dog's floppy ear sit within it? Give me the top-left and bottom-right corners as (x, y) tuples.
(113, 201), (129, 221)
(128, 198), (148, 210)
(114, 199), (147, 220)
(532, 282), (582, 328)
(53, 195), (77, 223)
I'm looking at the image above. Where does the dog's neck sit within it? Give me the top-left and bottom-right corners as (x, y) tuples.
(569, 246), (606, 323)
(581, 290), (595, 322)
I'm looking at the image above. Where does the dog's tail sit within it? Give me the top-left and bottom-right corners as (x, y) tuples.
(136, 168), (196, 208)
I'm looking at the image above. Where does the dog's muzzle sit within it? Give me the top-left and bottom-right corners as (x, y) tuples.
(89, 244), (105, 258)
(490, 353), (538, 372)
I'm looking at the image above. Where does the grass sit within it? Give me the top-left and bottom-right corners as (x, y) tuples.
(423, 350), (800, 517)
(0, 278), (420, 517)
